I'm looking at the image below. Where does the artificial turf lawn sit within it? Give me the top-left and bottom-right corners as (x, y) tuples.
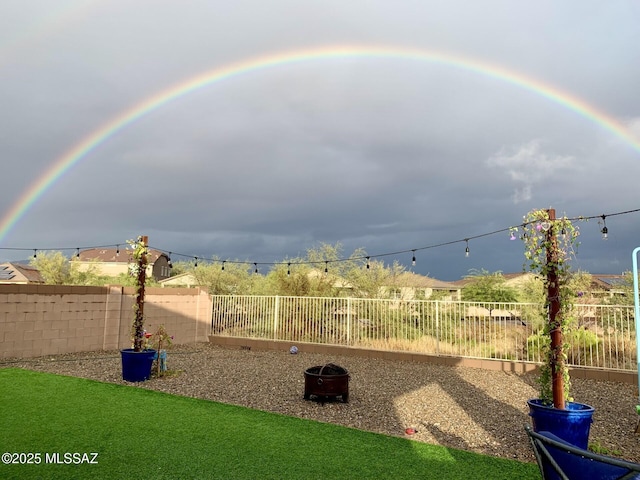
(0, 368), (540, 479)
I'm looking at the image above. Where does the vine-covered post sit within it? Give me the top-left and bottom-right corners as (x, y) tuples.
(546, 208), (564, 409)
(132, 235), (148, 352)
(522, 208), (579, 408)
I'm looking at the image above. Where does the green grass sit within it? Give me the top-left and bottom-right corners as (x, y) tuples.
(0, 368), (539, 479)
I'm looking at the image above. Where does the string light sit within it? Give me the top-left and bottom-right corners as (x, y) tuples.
(600, 215), (608, 240)
(2, 207), (638, 270)
(287, 262), (291, 276)
(222, 261), (225, 271)
(324, 261), (328, 274)
(76, 248), (80, 259)
(254, 262), (258, 274)
(167, 252), (173, 269)
(411, 250), (416, 266)
(116, 245), (120, 256)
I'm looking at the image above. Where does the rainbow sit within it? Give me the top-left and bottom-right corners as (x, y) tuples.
(1, 45), (638, 244)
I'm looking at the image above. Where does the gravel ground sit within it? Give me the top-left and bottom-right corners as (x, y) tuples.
(2, 343), (639, 464)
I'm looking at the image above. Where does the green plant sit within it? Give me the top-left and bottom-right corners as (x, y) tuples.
(147, 324), (173, 350)
(128, 236), (149, 352)
(145, 324), (174, 376)
(589, 439), (621, 456)
(461, 269), (519, 302)
(519, 208), (580, 408)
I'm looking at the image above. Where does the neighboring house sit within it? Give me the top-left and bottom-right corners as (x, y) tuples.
(73, 248), (172, 281)
(502, 272), (539, 289)
(453, 272), (628, 314)
(589, 274), (627, 298)
(0, 262), (45, 284)
(382, 272), (461, 301)
(451, 272), (538, 290)
(500, 272), (627, 299)
(159, 272), (199, 288)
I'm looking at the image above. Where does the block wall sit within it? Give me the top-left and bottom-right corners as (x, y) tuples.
(0, 284), (212, 358)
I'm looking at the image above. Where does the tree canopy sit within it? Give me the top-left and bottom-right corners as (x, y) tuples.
(30, 251), (111, 285)
(461, 269), (519, 303)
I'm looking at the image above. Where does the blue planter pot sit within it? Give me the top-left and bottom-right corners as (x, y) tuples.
(527, 399), (594, 450)
(120, 349), (156, 382)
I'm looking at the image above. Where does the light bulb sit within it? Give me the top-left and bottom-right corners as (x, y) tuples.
(411, 251), (416, 266)
(600, 215), (608, 240)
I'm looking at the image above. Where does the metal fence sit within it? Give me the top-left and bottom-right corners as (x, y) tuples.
(211, 295), (638, 371)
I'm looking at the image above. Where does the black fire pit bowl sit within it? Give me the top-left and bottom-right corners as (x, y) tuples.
(303, 363), (349, 403)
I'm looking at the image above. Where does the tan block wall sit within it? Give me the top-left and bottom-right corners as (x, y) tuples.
(0, 284), (212, 358)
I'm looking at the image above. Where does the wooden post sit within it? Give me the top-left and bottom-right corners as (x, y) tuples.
(133, 235), (148, 352)
(546, 209), (565, 409)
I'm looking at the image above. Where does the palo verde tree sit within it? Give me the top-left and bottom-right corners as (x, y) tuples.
(188, 258), (253, 295)
(30, 251), (70, 284)
(461, 269), (519, 303)
(262, 243), (365, 297)
(346, 258), (406, 298)
(264, 258), (313, 296)
(30, 251), (109, 285)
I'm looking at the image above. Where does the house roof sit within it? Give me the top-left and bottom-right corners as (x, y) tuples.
(451, 271), (627, 293)
(393, 272), (459, 289)
(450, 272), (534, 287)
(158, 272), (199, 286)
(76, 248), (168, 264)
(0, 262), (45, 283)
(589, 274), (627, 291)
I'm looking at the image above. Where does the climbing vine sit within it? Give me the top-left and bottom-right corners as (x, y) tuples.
(128, 236), (149, 352)
(518, 209), (580, 407)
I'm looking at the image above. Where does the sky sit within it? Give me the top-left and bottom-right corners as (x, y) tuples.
(0, 0), (639, 281)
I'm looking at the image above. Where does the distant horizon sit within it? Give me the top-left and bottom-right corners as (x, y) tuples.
(2, 254), (630, 284)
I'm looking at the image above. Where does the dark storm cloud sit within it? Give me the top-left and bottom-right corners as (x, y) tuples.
(1, 0), (639, 279)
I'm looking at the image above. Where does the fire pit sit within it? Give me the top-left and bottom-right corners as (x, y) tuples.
(303, 363), (349, 403)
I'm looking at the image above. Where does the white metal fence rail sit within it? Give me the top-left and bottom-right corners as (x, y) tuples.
(211, 295), (637, 371)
